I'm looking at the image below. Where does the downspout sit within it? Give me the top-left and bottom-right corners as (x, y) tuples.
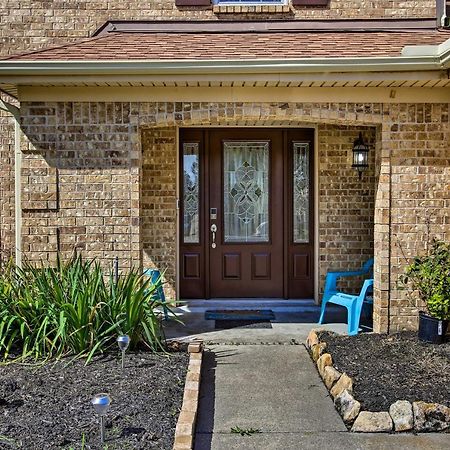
(0, 99), (21, 268)
(14, 116), (22, 268)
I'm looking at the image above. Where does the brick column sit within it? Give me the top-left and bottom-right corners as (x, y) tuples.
(373, 123), (392, 333)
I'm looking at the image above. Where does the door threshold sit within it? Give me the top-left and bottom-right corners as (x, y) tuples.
(178, 298), (318, 313)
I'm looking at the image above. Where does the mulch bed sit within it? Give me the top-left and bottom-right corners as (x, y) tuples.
(319, 331), (450, 412)
(0, 350), (189, 449)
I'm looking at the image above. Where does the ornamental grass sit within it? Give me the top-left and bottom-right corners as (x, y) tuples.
(0, 255), (167, 363)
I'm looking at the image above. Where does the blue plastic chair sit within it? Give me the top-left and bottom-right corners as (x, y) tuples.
(318, 258), (374, 335)
(143, 269), (169, 320)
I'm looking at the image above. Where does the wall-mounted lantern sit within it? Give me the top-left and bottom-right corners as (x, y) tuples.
(352, 132), (369, 179)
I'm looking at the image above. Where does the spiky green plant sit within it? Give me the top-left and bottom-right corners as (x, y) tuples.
(0, 255), (168, 363)
(107, 269), (166, 352)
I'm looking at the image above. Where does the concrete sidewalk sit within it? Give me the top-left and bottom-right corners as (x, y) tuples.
(194, 345), (449, 450)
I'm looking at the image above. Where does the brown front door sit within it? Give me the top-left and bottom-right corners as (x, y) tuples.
(209, 129), (284, 298)
(179, 128), (314, 299)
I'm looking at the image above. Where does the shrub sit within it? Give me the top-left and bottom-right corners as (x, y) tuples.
(400, 239), (450, 320)
(0, 255), (167, 362)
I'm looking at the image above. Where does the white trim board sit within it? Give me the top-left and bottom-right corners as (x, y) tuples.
(17, 86), (450, 103)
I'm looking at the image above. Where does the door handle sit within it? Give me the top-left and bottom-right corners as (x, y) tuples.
(210, 224), (217, 248)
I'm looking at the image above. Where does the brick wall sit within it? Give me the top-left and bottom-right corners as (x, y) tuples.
(388, 104), (450, 330)
(19, 102), (141, 272)
(17, 100), (450, 332)
(141, 127), (178, 297)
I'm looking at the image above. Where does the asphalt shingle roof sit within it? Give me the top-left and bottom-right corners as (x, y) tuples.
(4, 30), (450, 61)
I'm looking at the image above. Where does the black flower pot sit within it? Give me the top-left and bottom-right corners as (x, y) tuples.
(418, 311), (448, 344)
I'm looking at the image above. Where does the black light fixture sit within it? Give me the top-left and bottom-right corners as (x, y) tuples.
(352, 132), (369, 179)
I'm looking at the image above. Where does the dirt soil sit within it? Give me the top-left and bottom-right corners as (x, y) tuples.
(319, 331), (450, 412)
(0, 350), (189, 449)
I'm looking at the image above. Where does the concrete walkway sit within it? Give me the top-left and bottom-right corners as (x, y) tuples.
(164, 303), (448, 449)
(194, 344), (449, 450)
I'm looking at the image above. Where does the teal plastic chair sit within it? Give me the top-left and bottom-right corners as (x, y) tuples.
(318, 259), (374, 335)
(143, 269), (169, 320)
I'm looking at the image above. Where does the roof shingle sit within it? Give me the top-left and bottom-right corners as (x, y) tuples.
(4, 30), (450, 61)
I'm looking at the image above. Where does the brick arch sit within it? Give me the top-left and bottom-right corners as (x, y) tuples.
(137, 102), (386, 129)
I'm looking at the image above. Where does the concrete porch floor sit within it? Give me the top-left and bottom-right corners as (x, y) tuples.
(163, 299), (363, 344)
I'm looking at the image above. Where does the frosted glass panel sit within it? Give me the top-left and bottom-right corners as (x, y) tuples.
(183, 143), (200, 243)
(293, 142), (310, 243)
(223, 141), (269, 243)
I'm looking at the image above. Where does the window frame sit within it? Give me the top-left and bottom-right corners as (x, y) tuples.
(212, 0), (288, 5)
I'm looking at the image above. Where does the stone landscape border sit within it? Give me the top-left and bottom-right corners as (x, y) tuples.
(173, 341), (204, 450)
(306, 330), (450, 433)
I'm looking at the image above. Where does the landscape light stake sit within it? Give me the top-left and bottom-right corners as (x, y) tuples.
(91, 393), (111, 444)
(117, 334), (130, 369)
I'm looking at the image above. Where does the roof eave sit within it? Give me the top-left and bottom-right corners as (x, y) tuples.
(0, 55), (447, 77)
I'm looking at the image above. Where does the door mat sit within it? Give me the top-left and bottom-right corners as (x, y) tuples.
(205, 309), (275, 321)
(215, 319), (273, 330)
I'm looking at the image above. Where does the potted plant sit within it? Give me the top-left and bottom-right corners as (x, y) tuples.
(400, 239), (450, 344)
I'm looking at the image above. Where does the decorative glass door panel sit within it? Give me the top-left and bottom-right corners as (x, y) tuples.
(293, 142), (310, 243)
(223, 141), (269, 243)
(183, 142), (200, 243)
(179, 129), (204, 299)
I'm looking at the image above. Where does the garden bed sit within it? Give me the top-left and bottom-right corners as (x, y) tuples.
(0, 350), (189, 449)
(318, 331), (449, 413)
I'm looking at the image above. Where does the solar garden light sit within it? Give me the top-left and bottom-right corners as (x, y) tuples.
(117, 334), (130, 369)
(91, 393), (111, 444)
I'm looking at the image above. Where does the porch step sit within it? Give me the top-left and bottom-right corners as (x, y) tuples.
(178, 299), (338, 314)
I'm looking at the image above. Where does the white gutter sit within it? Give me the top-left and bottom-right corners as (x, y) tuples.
(0, 50), (450, 79)
(0, 99), (21, 268)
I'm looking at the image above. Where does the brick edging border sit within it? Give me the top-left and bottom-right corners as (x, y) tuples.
(306, 329), (450, 433)
(173, 341), (204, 449)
